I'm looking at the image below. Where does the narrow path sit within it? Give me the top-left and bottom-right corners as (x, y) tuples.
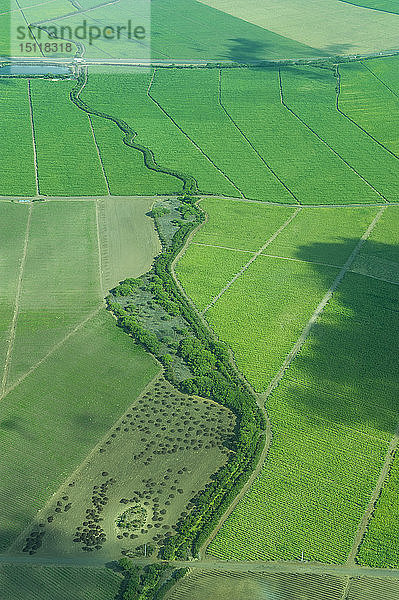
(261, 206), (386, 402)
(201, 207), (302, 315)
(147, 68), (244, 198)
(336, 65), (399, 162)
(217, 69), (300, 205)
(1, 203), (32, 397)
(340, 577), (353, 600)
(347, 422), (399, 564)
(27, 80), (40, 197)
(278, 69), (389, 204)
(88, 114), (111, 195)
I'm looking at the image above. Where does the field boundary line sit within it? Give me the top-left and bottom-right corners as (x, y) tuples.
(147, 68), (245, 198)
(218, 69), (300, 205)
(27, 80), (40, 196)
(361, 61), (399, 99)
(347, 422), (399, 564)
(201, 207), (302, 314)
(278, 69), (389, 204)
(1, 304), (103, 403)
(1, 203), (32, 396)
(88, 113), (111, 195)
(336, 65), (399, 162)
(95, 199), (105, 295)
(193, 242), (343, 269)
(340, 577), (353, 600)
(260, 206), (386, 402)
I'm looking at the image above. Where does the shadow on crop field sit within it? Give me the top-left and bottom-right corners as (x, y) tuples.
(224, 37), (271, 63)
(288, 236), (399, 436)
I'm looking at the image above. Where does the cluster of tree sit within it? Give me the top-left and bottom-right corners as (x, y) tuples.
(113, 278), (140, 297)
(117, 559), (174, 600)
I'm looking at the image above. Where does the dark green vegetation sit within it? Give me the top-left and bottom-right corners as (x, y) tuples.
(107, 196), (267, 559)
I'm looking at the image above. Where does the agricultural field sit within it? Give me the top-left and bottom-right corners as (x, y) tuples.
(177, 200), (381, 387)
(0, 79), (36, 196)
(9, 376), (234, 560)
(339, 61), (399, 156)
(0, 564), (121, 600)
(338, 0), (399, 13)
(357, 452), (399, 567)
(166, 570), (346, 600)
(280, 66), (399, 202)
(29, 80), (107, 196)
(196, 0), (399, 54)
(177, 198), (399, 562)
(0, 198), (163, 551)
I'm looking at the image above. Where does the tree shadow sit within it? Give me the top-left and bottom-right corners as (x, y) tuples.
(285, 235), (399, 437)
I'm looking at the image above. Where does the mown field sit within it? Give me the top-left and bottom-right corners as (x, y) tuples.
(177, 198), (399, 562)
(339, 0), (399, 13)
(0, 199), (162, 550)
(166, 570), (346, 600)
(0, 564), (121, 600)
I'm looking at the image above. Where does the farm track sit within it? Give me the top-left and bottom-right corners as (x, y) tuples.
(0, 203), (32, 397)
(217, 70), (300, 204)
(278, 69), (389, 203)
(201, 207), (302, 314)
(347, 422), (399, 565)
(27, 80), (40, 196)
(260, 206), (386, 402)
(336, 65), (399, 162)
(147, 68), (245, 199)
(95, 200), (105, 294)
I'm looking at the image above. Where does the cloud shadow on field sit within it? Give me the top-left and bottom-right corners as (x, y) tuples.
(223, 37), (271, 63)
(280, 235), (399, 436)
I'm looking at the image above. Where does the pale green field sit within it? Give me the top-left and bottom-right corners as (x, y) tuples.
(197, 0), (399, 54)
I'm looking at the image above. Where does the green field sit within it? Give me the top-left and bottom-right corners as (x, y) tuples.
(83, 72), (238, 198)
(208, 273), (399, 562)
(358, 452), (399, 567)
(177, 200), (380, 387)
(219, 68), (380, 204)
(177, 199), (399, 562)
(167, 571), (346, 600)
(0, 199), (161, 550)
(339, 0), (399, 13)
(30, 80), (107, 196)
(280, 66), (399, 203)
(339, 62), (399, 156)
(0, 79), (36, 195)
(0, 564), (121, 600)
